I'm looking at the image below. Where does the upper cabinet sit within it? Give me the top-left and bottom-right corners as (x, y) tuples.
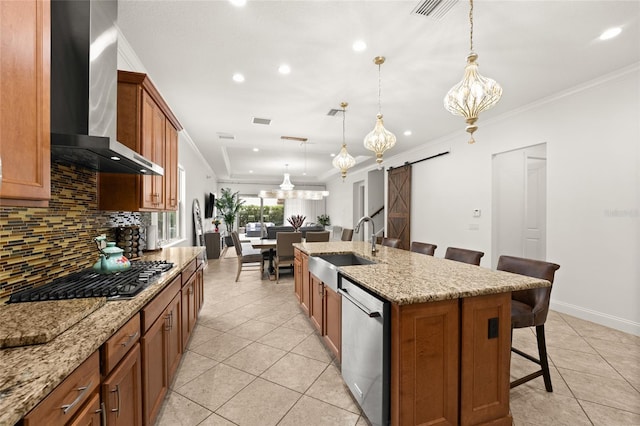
(0, 0), (51, 207)
(99, 71), (182, 212)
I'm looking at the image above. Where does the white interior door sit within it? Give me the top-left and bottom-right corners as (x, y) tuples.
(492, 144), (547, 267)
(524, 157), (547, 260)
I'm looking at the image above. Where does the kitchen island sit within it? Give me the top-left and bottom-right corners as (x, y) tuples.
(0, 247), (205, 426)
(293, 241), (550, 426)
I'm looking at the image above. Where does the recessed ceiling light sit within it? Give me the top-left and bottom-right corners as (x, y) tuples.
(330, 153), (336, 157)
(599, 27), (622, 40)
(253, 148), (259, 152)
(249, 170), (253, 173)
(229, 0), (246, 7)
(404, 130), (412, 136)
(352, 40), (367, 52)
(278, 64), (291, 74)
(232, 73), (245, 83)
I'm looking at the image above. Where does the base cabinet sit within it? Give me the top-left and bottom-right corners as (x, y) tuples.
(300, 252), (310, 315)
(102, 343), (143, 426)
(309, 274), (324, 332)
(323, 286), (341, 361)
(294, 252), (302, 302)
(68, 392), (101, 426)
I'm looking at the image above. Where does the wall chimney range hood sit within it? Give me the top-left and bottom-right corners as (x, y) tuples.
(50, 0), (163, 176)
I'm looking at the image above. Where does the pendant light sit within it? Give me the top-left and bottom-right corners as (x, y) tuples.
(332, 102), (356, 181)
(279, 164), (294, 190)
(444, 0), (502, 144)
(363, 56), (396, 165)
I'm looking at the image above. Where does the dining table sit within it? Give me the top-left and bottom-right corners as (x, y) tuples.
(250, 239), (277, 278)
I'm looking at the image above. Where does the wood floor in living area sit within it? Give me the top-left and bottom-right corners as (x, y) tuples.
(155, 254), (640, 426)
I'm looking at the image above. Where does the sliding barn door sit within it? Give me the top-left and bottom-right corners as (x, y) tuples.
(387, 165), (411, 249)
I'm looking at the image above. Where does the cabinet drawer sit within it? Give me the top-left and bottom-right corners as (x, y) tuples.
(102, 314), (141, 375)
(141, 275), (181, 333)
(23, 351), (100, 426)
(67, 391), (101, 426)
(181, 259), (197, 285)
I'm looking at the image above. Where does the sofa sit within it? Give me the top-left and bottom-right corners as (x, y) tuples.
(266, 225), (326, 239)
(245, 222), (275, 237)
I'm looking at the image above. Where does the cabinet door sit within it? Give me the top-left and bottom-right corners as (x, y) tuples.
(309, 275), (323, 333)
(196, 266), (204, 312)
(103, 343), (143, 426)
(140, 91), (165, 210)
(0, 0), (50, 206)
(164, 121), (178, 210)
(300, 253), (310, 315)
(68, 392), (101, 426)
(141, 311), (168, 425)
(181, 276), (197, 349)
(294, 256), (302, 302)
(323, 286), (341, 361)
(166, 293), (182, 385)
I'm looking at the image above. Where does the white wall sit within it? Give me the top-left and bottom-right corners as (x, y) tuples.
(326, 65), (640, 335)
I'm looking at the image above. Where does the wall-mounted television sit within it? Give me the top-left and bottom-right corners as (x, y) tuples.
(204, 192), (215, 219)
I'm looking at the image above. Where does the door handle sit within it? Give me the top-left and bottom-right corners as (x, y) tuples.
(338, 288), (381, 318)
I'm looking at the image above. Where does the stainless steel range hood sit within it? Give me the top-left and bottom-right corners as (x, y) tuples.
(50, 0), (163, 176)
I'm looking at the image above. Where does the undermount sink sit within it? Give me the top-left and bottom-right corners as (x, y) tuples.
(308, 253), (376, 291)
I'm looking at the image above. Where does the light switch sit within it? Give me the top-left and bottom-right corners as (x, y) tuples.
(473, 208), (481, 217)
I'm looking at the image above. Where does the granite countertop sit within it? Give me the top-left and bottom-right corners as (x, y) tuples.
(0, 247), (204, 426)
(294, 241), (550, 305)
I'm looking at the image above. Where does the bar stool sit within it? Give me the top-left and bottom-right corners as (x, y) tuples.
(410, 241), (437, 256)
(341, 228), (354, 241)
(497, 255), (560, 392)
(444, 247), (484, 266)
(381, 237), (401, 248)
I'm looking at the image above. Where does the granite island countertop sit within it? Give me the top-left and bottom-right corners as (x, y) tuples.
(294, 241), (550, 305)
(0, 247), (204, 426)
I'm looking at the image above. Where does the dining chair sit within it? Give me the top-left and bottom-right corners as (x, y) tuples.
(381, 237), (401, 248)
(497, 255), (560, 392)
(410, 241), (437, 256)
(305, 231), (330, 242)
(231, 231), (264, 282)
(444, 247), (484, 266)
(340, 228), (354, 241)
(274, 232), (302, 282)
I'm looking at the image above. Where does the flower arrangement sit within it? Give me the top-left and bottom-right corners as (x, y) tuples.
(287, 215), (306, 231)
(317, 214), (330, 226)
(212, 219), (221, 232)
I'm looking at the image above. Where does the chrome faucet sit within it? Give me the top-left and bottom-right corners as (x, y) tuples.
(355, 216), (377, 253)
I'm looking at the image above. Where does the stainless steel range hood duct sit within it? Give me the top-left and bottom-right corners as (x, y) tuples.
(50, 0), (163, 176)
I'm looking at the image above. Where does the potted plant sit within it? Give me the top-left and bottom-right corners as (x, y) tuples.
(317, 214), (330, 228)
(214, 188), (245, 246)
(287, 215), (306, 232)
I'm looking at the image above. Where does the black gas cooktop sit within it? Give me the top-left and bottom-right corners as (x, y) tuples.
(7, 261), (174, 303)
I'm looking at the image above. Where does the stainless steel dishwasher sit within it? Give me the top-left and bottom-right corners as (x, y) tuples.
(338, 274), (390, 426)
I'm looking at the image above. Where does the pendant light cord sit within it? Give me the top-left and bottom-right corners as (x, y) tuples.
(342, 105), (346, 146)
(469, 0), (474, 52)
(377, 63), (382, 114)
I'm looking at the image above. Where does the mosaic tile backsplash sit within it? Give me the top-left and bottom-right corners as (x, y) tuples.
(0, 162), (140, 300)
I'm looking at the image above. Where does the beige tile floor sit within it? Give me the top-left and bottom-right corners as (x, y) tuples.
(156, 254), (640, 426)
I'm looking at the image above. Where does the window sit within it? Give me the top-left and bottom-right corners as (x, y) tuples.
(157, 165), (185, 246)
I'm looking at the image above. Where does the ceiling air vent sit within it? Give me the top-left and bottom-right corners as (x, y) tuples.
(252, 117), (272, 125)
(327, 108), (343, 116)
(412, 0), (458, 20)
(217, 132), (235, 140)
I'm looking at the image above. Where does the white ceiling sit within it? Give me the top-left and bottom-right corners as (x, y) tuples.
(117, 0), (640, 185)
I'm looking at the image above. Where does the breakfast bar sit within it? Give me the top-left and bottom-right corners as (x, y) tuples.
(293, 241), (550, 426)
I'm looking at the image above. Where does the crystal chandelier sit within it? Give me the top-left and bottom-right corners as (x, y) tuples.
(259, 164), (329, 200)
(363, 56), (396, 165)
(279, 165), (295, 190)
(332, 102), (356, 181)
(444, 0), (502, 144)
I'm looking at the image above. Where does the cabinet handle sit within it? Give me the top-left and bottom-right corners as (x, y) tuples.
(60, 380), (92, 414)
(111, 384), (121, 417)
(120, 331), (139, 347)
(99, 402), (106, 425)
(318, 284), (324, 296)
(170, 311), (174, 330)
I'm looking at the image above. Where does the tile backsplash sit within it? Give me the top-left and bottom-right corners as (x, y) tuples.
(0, 162), (140, 300)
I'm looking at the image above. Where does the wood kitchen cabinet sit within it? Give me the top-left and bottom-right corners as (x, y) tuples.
(98, 70), (182, 212)
(22, 351), (100, 426)
(294, 250), (303, 302)
(102, 343), (143, 426)
(309, 274), (324, 332)
(141, 275), (182, 426)
(181, 268), (198, 349)
(0, 0), (51, 207)
(300, 251), (310, 315)
(323, 285), (341, 361)
(67, 392), (101, 426)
